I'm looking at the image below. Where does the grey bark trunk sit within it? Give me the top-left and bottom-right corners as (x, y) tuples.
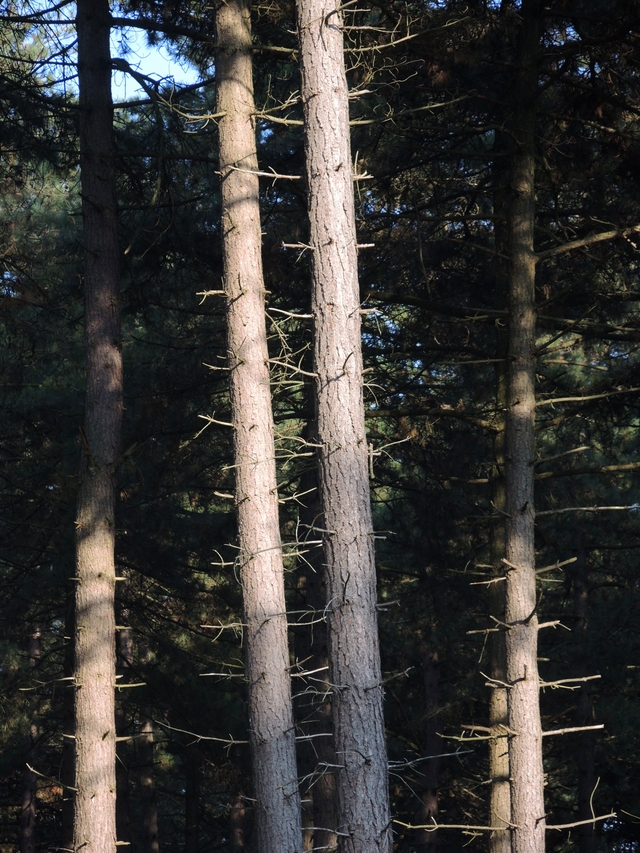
(294, 465), (337, 853)
(214, 1), (303, 850)
(74, 2), (122, 852)
(414, 648), (440, 853)
(503, 3), (545, 852)
(296, 0), (392, 849)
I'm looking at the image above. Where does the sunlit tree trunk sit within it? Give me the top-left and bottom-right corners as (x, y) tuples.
(116, 622), (133, 848)
(215, 0), (303, 849)
(503, 2), (544, 852)
(296, 0), (392, 848)
(73, 2), (121, 851)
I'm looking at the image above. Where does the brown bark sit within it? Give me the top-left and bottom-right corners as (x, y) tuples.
(488, 154), (512, 853)
(296, 0), (392, 849)
(230, 793), (247, 853)
(414, 648), (440, 853)
(503, 3), (545, 852)
(572, 544), (597, 853)
(61, 599), (75, 852)
(214, 0), (303, 850)
(74, 2), (122, 851)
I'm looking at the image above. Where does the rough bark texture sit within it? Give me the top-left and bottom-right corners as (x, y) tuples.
(503, 3), (544, 852)
(294, 465), (337, 853)
(215, 1), (303, 850)
(488, 169), (512, 853)
(296, 0), (392, 849)
(572, 543), (597, 853)
(230, 793), (247, 853)
(61, 600), (76, 852)
(74, 1), (122, 851)
(414, 648), (440, 853)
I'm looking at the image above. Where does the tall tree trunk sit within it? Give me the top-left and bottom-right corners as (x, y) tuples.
(230, 793), (246, 853)
(572, 543), (597, 853)
(488, 154), (512, 853)
(503, 2), (544, 852)
(214, 1), (303, 850)
(20, 627), (41, 853)
(414, 648), (440, 853)
(61, 597), (75, 852)
(74, 2), (122, 852)
(296, 0), (392, 849)
(294, 464), (337, 853)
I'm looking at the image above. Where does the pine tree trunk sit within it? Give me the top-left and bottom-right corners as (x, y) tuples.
(503, 3), (544, 852)
(488, 167), (512, 853)
(138, 712), (160, 853)
(61, 599), (75, 852)
(296, 0), (392, 848)
(414, 648), (440, 853)
(294, 464), (337, 853)
(74, 2), (122, 851)
(215, 1), (303, 850)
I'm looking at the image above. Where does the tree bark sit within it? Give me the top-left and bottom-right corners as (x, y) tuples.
(74, 2), (122, 851)
(414, 648), (440, 853)
(503, 3), (544, 852)
(294, 464), (337, 853)
(214, 1), (303, 850)
(488, 151), (512, 853)
(296, 0), (392, 849)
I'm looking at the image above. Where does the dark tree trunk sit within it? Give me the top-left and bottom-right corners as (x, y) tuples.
(20, 627), (41, 853)
(74, 2), (122, 851)
(503, 3), (545, 852)
(184, 750), (200, 853)
(214, 0), (303, 849)
(296, 0), (392, 847)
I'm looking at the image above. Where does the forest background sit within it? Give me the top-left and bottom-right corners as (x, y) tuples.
(2, 1), (640, 852)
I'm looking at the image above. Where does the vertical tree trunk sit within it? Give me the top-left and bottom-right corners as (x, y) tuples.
(294, 464), (337, 853)
(503, 3), (544, 852)
(61, 598), (75, 852)
(296, 0), (392, 849)
(74, 2), (122, 852)
(230, 793), (246, 853)
(572, 543), (597, 853)
(488, 162), (512, 853)
(20, 627), (41, 853)
(214, 1), (303, 850)
(414, 648), (440, 853)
